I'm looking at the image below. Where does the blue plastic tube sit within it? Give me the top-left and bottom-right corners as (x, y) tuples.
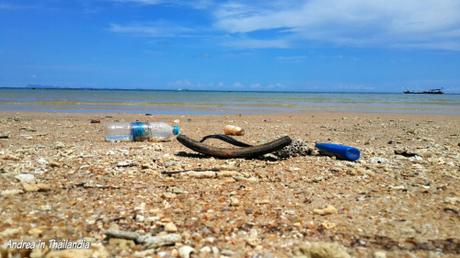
(315, 143), (360, 161)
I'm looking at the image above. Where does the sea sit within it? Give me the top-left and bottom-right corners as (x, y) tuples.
(1, 88), (459, 115)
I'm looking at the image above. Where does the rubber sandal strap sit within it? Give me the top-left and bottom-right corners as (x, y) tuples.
(199, 134), (253, 147)
(177, 134), (292, 159)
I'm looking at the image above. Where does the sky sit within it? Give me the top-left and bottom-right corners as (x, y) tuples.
(1, 0), (460, 92)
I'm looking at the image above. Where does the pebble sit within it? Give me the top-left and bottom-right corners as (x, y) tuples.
(170, 187), (186, 194)
(321, 221), (336, 229)
(200, 246), (212, 253)
(45, 249), (94, 258)
(185, 171), (217, 178)
(374, 250), (387, 258)
(109, 238), (136, 250)
(178, 245), (195, 258)
(117, 160), (134, 167)
(444, 196), (460, 205)
(141, 233), (182, 248)
(15, 173), (36, 184)
(313, 205), (338, 215)
(230, 197), (240, 206)
(28, 227), (43, 236)
(0, 228), (22, 237)
(221, 249), (235, 256)
(133, 249), (156, 257)
(54, 142), (66, 149)
(297, 241), (351, 258)
(22, 183), (51, 192)
(409, 156), (423, 162)
(1, 189), (23, 196)
(37, 157), (48, 165)
(369, 157), (388, 164)
(164, 222), (178, 232)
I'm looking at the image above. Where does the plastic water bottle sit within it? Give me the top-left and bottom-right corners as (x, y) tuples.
(105, 122), (180, 142)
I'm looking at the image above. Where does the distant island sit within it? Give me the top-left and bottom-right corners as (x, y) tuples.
(403, 88), (444, 95)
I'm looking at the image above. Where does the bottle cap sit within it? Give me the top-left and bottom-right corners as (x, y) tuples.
(172, 125), (180, 135)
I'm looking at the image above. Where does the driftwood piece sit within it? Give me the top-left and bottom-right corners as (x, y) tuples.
(176, 134), (292, 159)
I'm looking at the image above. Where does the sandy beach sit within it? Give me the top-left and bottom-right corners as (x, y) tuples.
(0, 111), (459, 258)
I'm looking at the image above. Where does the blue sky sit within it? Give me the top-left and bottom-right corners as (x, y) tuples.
(1, 0), (460, 92)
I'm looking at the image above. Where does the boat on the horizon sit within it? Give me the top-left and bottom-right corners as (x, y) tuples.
(403, 88), (444, 94)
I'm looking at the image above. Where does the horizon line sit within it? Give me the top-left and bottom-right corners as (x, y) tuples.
(0, 85), (458, 95)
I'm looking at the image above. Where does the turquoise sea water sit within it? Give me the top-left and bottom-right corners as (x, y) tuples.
(1, 88), (459, 115)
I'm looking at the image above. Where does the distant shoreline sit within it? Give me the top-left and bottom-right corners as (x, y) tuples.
(3, 86), (459, 95)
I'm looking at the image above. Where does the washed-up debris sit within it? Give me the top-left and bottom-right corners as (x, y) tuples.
(177, 134), (291, 159)
(105, 229), (182, 248)
(316, 143), (360, 161)
(90, 119), (101, 124)
(271, 139), (312, 159)
(0, 133), (9, 139)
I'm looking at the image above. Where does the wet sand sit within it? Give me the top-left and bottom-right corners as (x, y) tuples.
(0, 111), (459, 258)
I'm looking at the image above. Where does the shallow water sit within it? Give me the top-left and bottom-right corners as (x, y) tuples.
(1, 88), (459, 115)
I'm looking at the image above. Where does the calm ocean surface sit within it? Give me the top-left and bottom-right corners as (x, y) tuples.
(1, 88), (459, 115)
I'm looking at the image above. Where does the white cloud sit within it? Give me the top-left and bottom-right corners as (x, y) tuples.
(0, 2), (35, 10)
(110, 0), (212, 9)
(213, 0), (460, 50)
(223, 38), (290, 49)
(276, 55), (307, 62)
(111, 0), (165, 5)
(109, 22), (196, 37)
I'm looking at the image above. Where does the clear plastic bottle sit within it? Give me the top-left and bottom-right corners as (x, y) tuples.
(105, 122), (180, 142)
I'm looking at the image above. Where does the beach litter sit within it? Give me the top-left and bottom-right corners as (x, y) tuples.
(315, 143), (360, 161)
(177, 134), (291, 159)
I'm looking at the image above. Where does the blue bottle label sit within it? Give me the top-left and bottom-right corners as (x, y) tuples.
(106, 135), (133, 142)
(131, 122), (146, 141)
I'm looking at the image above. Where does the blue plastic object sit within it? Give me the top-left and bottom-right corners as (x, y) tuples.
(130, 121), (146, 141)
(315, 143), (360, 161)
(172, 125), (180, 136)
